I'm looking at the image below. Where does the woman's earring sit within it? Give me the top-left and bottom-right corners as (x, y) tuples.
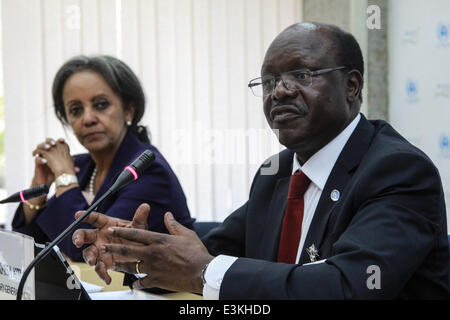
(126, 120), (132, 127)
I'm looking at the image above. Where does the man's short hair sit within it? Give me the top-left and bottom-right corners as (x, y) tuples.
(326, 25), (365, 78)
(319, 23), (365, 101)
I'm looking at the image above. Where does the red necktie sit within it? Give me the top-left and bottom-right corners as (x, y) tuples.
(277, 170), (311, 264)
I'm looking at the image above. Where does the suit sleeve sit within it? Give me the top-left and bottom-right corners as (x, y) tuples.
(12, 186), (92, 261)
(12, 204), (50, 245)
(219, 152), (446, 299)
(201, 203), (248, 257)
(202, 165), (263, 257)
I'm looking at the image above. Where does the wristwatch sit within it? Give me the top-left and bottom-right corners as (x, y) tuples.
(55, 173), (78, 188)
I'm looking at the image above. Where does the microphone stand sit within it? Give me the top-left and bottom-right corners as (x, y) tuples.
(16, 189), (113, 300)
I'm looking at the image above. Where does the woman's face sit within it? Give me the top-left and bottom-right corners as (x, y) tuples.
(62, 70), (134, 154)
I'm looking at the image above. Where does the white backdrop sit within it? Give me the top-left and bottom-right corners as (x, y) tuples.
(2, 0), (449, 231)
(389, 0), (450, 230)
(1, 0), (301, 226)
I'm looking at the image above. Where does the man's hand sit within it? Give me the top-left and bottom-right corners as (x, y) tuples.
(102, 212), (214, 294)
(72, 203), (150, 284)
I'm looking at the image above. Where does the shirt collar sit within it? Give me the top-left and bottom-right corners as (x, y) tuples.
(292, 113), (361, 190)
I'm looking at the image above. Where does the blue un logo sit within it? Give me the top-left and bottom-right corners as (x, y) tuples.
(406, 80), (418, 103)
(437, 23), (450, 47)
(439, 134), (450, 159)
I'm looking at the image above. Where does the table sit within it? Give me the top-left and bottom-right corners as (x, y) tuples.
(70, 262), (202, 300)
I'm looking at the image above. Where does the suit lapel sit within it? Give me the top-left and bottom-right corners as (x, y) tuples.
(93, 131), (143, 204)
(76, 157), (95, 190)
(299, 115), (375, 264)
(260, 176), (291, 261)
(299, 162), (352, 264)
(258, 149), (294, 261)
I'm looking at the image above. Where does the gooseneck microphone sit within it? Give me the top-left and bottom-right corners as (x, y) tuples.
(16, 150), (155, 300)
(109, 149), (156, 192)
(0, 184), (49, 204)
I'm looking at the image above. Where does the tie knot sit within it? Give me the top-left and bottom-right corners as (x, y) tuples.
(288, 171), (311, 199)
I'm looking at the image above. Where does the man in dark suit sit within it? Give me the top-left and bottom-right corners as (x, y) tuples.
(73, 22), (449, 299)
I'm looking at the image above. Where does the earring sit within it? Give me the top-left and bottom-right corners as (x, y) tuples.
(126, 120), (132, 127)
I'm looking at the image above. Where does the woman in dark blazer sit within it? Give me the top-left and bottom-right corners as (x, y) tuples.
(12, 55), (194, 261)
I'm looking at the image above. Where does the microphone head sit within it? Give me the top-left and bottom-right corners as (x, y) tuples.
(108, 150), (156, 193)
(0, 184), (49, 204)
(129, 149), (156, 176)
(23, 184), (50, 200)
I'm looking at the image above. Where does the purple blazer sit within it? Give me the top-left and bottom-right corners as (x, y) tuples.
(12, 131), (194, 261)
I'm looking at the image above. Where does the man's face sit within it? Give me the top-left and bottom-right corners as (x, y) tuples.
(262, 26), (354, 161)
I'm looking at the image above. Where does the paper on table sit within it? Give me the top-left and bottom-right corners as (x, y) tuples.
(89, 289), (168, 300)
(80, 281), (103, 293)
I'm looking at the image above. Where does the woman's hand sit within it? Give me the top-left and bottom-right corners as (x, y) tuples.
(24, 137), (73, 223)
(32, 138), (75, 182)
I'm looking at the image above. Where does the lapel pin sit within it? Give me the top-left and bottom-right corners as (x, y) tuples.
(330, 189), (340, 202)
(306, 244), (320, 262)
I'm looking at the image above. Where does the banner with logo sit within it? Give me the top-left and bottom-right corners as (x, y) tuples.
(0, 230), (35, 300)
(389, 0), (450, 229)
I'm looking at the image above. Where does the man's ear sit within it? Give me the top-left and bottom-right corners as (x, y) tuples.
(346, 69), (363, 103)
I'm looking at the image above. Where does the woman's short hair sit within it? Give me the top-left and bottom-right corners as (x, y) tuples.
(52, 55), (150, 143)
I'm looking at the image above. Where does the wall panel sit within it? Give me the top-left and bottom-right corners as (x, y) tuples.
(1, 0), (302, 225)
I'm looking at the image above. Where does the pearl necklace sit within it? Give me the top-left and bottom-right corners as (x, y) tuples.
(88, 167), (97, 199)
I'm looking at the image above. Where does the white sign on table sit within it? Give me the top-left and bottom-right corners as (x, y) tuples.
(0, 230), (35, 300)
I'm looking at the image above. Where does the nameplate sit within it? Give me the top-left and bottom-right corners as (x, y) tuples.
(0, 230), (35, 300)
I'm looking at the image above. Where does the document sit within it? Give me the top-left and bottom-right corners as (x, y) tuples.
(80, 281), (103, 293)
(89, 289), (168, 300)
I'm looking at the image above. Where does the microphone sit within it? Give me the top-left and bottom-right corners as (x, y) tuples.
(109, 149), (156, 193)
(0, 185), (49, 204)
(16, 149), (156, 300)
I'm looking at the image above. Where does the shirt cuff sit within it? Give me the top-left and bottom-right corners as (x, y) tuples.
(202, 255), (238, 300)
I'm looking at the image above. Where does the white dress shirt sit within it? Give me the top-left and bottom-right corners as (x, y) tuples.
(203, 114), (361, 299)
